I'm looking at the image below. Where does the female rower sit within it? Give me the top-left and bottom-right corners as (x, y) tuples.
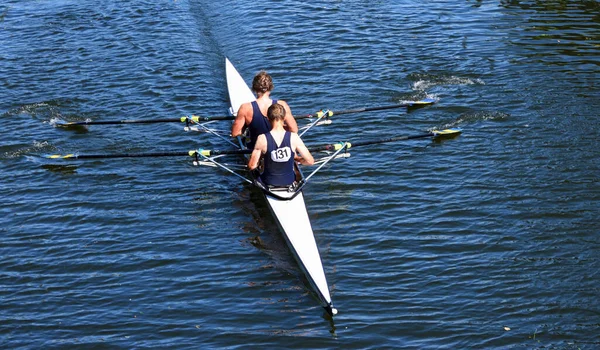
(248, 103), (313, 187)
(231, 71), (298, 150)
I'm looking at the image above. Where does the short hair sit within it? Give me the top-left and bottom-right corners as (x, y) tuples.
(267, 103), (286, 122)
(252, 71), (274, 93)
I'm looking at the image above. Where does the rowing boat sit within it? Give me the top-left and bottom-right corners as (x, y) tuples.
(225, 58), (337, 316)
(47, 59), (459, 316)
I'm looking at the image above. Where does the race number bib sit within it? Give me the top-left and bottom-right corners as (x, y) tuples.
(270, 146), (292, 162)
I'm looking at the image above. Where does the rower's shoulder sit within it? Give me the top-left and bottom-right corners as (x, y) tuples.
(289, 131), (301, 141)
(276, 99), (290, 107)
(237, 102), (253, 114)
(255, 133), (268, 147)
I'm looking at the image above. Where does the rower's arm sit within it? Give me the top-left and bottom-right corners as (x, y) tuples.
(231, 103), (251, 137)
(293, 134), (314, 166)
(248, 135), (267, 170)
(279, 100), (298, 133)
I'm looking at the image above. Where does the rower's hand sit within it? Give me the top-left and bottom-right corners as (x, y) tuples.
(250, 169), (261, 179)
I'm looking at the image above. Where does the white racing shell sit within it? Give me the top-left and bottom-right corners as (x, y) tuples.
(225, 58), (335, 314)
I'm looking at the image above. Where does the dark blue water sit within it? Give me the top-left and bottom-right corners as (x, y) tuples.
(2, 1), (599, 348)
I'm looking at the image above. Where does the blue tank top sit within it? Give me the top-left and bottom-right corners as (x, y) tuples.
(261, 131), (296, 186)
(247, 99), (278, 150)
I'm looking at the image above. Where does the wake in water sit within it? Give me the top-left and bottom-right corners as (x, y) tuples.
(402, 73), (505, 131)
(398, 94), (440, 105)
(408, 72), (485, 91)
(1, 140), (54, 159)
(0, 99), (93, 162)
(0, 140), (77, 175)
(3, 98), (90, 128)
(431, 110), (511, 131)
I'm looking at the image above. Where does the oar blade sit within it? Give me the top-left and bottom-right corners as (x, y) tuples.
(52, 120), (91, 133)
(408, 97), (436, 107)
(432, 128), (462, 137)
(405, 97), (436, 111)
(408, 97), (436, 106)
(55, 121), (84, 127)
(45, 153), (78, 159)
(432, 128), (462, 141)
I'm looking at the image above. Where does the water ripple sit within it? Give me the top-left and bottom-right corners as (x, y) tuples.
(1, 0), (600, 348)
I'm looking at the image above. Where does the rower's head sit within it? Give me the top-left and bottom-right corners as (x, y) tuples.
(252, 71), (274, 94)
(267, 103), (286, 122)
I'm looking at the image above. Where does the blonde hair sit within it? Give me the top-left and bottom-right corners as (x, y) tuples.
(267, 103), (286, 121)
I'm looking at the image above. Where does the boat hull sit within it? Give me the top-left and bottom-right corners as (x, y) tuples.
(264, 189), (334, 313)
(225, 57), (335, 315)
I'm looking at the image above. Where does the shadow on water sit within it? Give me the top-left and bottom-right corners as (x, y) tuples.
(40, 163), (78, 174)
(0, 6), (8, 23)
(52, 123), (90, 134)
(233, 180), (300, 272)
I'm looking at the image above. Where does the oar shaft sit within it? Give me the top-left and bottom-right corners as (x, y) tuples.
(61, 118), (181, 126)
(334, 103), (416, 116)
(307, 144), (343, 152)
(59, 115), (236, 126)
(295, 98), (435, 120)
(58, 100), (434, 126)
(48, 151), (191, 159)
(306, 136), (429, 153)
(46, 148), (251, 160)
(349, 132), (434, 147)
(212, 149), (251, 155)
(307, 128), (461, 151)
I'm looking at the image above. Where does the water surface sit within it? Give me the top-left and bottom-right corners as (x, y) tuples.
(1, 1), (599, 348)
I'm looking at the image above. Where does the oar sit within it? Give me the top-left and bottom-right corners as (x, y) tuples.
(45, 148), (251, 160)
(56, 99), (435, 126)
(295, 98), (436, 120)
(56, 115), (235, 127)
(45, 129), (459, 159)
(308, 128), (461, 152)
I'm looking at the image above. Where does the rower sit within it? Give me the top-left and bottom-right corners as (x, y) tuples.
(231, 71), (298, 150)
(248, 104), (314, 187)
